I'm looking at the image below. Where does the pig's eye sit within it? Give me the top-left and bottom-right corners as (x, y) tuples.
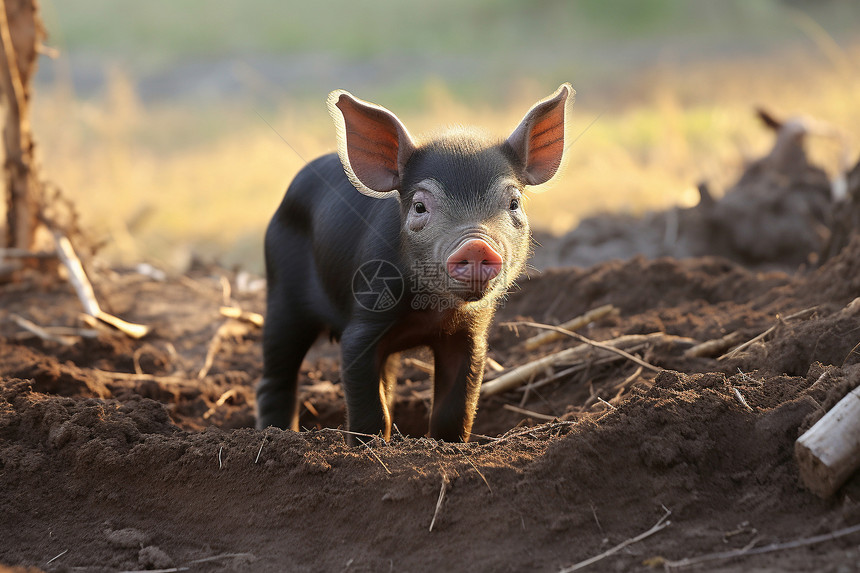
(509, 198), (520, 211)
(414, 202), (427, 214)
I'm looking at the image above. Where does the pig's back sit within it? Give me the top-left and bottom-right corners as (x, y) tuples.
(268, 153), (403, 324)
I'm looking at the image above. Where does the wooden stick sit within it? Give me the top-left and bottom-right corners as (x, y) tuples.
(482, 333), (668, 397)
(512, 321), (668, 373)
(684, 331), (744, 358)
(558, 507), (672, 572)
(663, 522), (860, 569)
(363, 441), (391, 475)
(463, 454), (492, 493)
(795, 386), (860, 497)
(523, 304), (617, 351)
(403, 357), (434, 374)
(718, 306), (818, 361)
(219, 306), (264, 328)
(503, 404), (558, 421)
(10, 313), (77, 345)
(485, 356), (505, 372)
(52, 231), (150, 339)
(53, 232), (99, 315)
(429, 475), (449, 532)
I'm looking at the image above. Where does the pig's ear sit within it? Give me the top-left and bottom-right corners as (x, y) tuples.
(328, 90), (416, 198)
(506, 83), (575, 186)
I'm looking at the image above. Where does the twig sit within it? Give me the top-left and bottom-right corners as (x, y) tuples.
(463, 454), (492, 493)
(45, 549), (68, 565)
(663, 522), (860, 569)
(132, 347), (146, 375)
(503, 403), (558, 421)
(429, 475), (450, 532)
(219, 306), (264, 328)
(317, 427), (380, 440)
(403, 357), (434, 374)
(485, 356), (505, 372)
(363, 441), (391, 475)
(589, 502), (603, 534)
(10, 314), (77, 345)
(255, 437), (266, 464)
(198, 321), (248, 379)
(187, 553), (255, 565)
(203, 389), (239, 420)
(119, 553), (255, 573)
(718, 306), (818, 360)
(558, 507), (672, 572)
(596, 397), (616, 410)
(218, 446), (223, 470)
(482, 333), (670, 397)
(51, 231), (150, 338)
(492, 420), (578, 445)
(621, 365), (644, 387)
(508, 321), (664, 374)
(523, 305), (617, 350)
(684, 331), (744, 358)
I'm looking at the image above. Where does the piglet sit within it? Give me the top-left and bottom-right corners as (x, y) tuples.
(257, 84), (574, 443)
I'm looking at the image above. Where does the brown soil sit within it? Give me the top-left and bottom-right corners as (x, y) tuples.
(2, 230), (860, 572)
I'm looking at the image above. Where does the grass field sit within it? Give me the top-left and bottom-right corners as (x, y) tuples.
(20, 1), (860, 271)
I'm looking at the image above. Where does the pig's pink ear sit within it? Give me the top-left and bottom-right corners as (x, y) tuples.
(328, 90), (416, 198)
(506, 83), (575, 186)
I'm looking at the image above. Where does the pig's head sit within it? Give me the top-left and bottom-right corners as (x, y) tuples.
(328, 84), (574, 307)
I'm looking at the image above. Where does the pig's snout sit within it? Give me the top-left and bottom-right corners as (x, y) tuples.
(446, 239), (503, 286)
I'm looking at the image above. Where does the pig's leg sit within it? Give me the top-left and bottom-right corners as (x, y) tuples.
(430, 328), (489, 442)
(256, 289), (321, 431)
(379, 353), (399, 436)
(340, 321), (391, 444)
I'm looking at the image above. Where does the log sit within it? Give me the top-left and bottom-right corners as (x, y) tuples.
(795, 386), (860, 498)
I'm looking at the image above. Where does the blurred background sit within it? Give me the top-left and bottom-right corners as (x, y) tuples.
(26, 0), (860, 272)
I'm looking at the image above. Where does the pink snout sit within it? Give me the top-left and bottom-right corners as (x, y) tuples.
(446, 239), (503, 285)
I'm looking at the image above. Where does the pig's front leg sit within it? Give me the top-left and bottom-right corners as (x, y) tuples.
(340, 320), (391, 445)
(430, 324), (490, 442)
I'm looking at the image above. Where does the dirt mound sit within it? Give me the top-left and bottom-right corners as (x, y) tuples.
(3, 231), (860, 570)
(536, 111), (846, 272)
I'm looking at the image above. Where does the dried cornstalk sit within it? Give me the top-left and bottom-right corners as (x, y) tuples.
(481, 332), (667, 397)
(718, 306), (818, 360)
(684, 331), (744, 358)
(219, 306), (264, 327)
(523, 304), (617, 351)
(52, 231), (150, 339)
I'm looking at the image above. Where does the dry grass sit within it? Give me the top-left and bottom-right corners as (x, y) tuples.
(24, 42), (860, 273)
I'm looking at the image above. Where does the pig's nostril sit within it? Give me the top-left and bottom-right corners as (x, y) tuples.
(446, 239), (503, 285)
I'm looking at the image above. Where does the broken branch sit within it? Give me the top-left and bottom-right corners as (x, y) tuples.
(510, 321), (666, 374)
(52, 231), (150, 339)
(502, 403), (558, 421)
(523, 304), (617, 351)
(558, 507), (672, 572)
(718, 306), (818, 361)
(482, 333), (671, 397)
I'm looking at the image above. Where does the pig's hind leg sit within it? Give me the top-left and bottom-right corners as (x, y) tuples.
(256, 295), (321, 431)
(256, 226), (322, 431)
